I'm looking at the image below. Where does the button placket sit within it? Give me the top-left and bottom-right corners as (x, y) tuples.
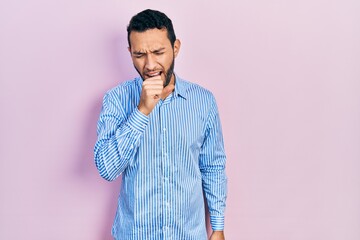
(160, 104), (171, 237)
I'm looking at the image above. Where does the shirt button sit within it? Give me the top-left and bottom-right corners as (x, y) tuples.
(163, 128), (167, 131)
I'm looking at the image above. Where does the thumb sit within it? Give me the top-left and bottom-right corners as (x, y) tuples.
(163, 83), (175, 94)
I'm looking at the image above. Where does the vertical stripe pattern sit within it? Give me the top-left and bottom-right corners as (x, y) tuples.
(94, 75), (227, 240)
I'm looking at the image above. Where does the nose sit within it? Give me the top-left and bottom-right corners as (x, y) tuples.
(145, 54), (156, 71)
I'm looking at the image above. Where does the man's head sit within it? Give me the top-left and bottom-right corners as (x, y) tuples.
(127, 9), (176, 48)
(127, 9), (181, 87)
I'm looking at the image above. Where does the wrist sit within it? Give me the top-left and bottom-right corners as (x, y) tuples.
(137, 105), (150, 116)
(210, 230), (225, 240)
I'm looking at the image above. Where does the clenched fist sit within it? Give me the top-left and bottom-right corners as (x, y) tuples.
(137, 75), (175, 116)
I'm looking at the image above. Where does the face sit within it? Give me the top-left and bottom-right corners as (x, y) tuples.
(128, 28), (181, 87)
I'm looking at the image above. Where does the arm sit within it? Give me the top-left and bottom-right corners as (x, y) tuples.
(94, 77), (174, 181)
(94, 90), (149, 181)
(199, 98), (227, 238)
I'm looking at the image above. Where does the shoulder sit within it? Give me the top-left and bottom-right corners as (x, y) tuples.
(105, 77), (140, 97)
(102, 77), (141, 106)
(178, 77), (216, 105)
(101, 77), (141, 115)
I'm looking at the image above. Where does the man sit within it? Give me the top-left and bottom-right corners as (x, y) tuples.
(94, 9), (227, 240)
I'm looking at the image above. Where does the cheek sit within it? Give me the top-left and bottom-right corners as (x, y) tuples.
(132, 59), (144, 71)
(160, 55), (173, 69)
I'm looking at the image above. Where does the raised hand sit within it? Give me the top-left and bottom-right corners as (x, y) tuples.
(137, 75), (174, 116)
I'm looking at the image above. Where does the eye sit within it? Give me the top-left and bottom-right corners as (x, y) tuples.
(154, 52), (164, 56)
(133, 53), (144, 58)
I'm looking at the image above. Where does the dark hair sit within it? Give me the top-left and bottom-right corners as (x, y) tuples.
(127, 9), (176, 48)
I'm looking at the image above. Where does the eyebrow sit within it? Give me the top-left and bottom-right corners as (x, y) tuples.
(132, 51), (144, 55)
(132, 48), (165, 55)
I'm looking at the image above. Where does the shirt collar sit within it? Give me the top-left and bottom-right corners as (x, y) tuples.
(173, 73), (187, 100)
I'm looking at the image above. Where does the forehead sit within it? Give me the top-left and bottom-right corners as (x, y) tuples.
(129, 28), (171, 51)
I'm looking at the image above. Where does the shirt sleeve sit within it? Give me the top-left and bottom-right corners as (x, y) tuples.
(94, 90), (149, 181)
(199, 97), (228, 231)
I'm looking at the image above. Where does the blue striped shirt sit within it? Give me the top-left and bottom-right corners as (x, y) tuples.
(94, 75), (227, 240)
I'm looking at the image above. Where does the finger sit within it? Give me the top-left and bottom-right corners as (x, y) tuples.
(146, 90), (163, 97)
(143, 85), (163, 91)
(143, 76), (163, 83)
(143, 79), (163, 85)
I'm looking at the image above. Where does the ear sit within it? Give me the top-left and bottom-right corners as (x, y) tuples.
(173, 39), (181, 58)
(128, 46), (131, 55)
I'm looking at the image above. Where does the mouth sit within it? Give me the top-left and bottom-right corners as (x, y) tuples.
(145, 71), (162, 78)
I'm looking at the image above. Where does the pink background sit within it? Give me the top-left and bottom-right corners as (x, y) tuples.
(1, 0), (359, 239)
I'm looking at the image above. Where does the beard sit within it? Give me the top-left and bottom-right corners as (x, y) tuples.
(134, 57), (175, 87)
(164, 59), (175, 87)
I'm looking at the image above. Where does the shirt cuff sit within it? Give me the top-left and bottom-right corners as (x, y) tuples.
(126, 107), (149, 133)
(210, 215), (224, 231)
